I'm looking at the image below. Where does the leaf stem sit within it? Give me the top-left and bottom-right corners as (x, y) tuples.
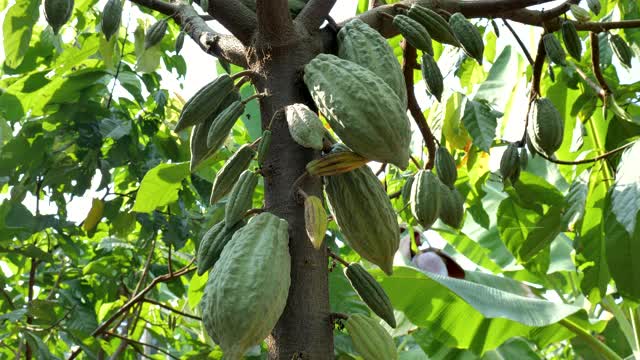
(559, 318), (622, 360)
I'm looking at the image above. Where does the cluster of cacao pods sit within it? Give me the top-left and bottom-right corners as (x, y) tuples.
(499, 142), (527, 184)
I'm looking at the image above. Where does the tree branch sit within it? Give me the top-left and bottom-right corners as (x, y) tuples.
(256, 0), (294, 43)
(142, 298), (202, 321)
(533, 141), (634, 165)
(296, 0), (337, 32)
(590, 32), (610, 98)
(105, 331), (179, 360)
(502, 19), (534, 65)
(210, 0), (257, 45)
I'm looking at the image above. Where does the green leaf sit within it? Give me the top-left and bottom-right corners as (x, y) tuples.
(132, 162), (190, 213)
(563, 171), (589, 230)
(475, 46), (518, 112)
(482, 338), (541, 360)
(497, 197), (540, 261)
(441, 92), (470, 149)
(605, 205), (640, 301)
(2, 1), (40, 68)
(462, 99), (500, 152)
(609, 141), (640, 236)
(519, 205), (565, 262)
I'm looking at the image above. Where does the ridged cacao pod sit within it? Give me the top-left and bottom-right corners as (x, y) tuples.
(562, 21), (582, 60)
(285, 104), (325, 151)
(303, 54), (411, 169)
(527, 98), (564, 156)
(345, 263), (396, 328)
(407, 5), (459, 46)
(304, 195), (327, 250)
(410, 170), (441, 230)
(175, 31), (185, 54)
(345, 314), (398, 360)
(393, 15), (434, 56)
(210, 144), (255, 204)
(45, 0), (74, 34)
(543, 33), (567, 66)
(609, 34), (633, 68)
(499, 143), (521, 183)
(338, 18), (407, 107)
(519, 147), (529, 170)
(144, 19), (168, 49)
(201, 212), (290, 360)
(449, 13), (484, 65)
(176, 75), (236, 132)
(438, 182), (464, 228)
(102, 0), (123, 41)
(306, 144), (368, 177)
(401, 175), (415, 205)
(206, 100), (245, 151)
(196, 220), (245, 276)
(325, 164), (400, 275)
(224, 170), (258, 227)
(189, 91), (241, 172)
(421, 53), (444, 102)
(586, 0), (601, 15)
(257, 129), (271, 166)
(570, 5), (591, 22)
(435, 146), (457, 188)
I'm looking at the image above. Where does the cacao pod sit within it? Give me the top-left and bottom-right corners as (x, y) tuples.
(206, 100), (246, 151)
(176, 75), (236, 132)
(345, 314), (398, 360)
(449, 13), (484, 65)
(224, 170), (258, 227)
(499, 143), (520, 183)
(435, 146), (457, 188)
(609, 34), (633, 68)
(527, 97), (564, 156)
(285, 103), (326, 151)
(189, 91), (241, 172)
(200, 0), (209, 11)
(257, 129), (271, 166)
(407, 5), (459, 46)
(210, 144), (255, 204)
(586, 0), (601, 15)
(196, 220), (245, 276)
(410, 170), (441, 230)
(144, 19), (168, 49)
(491, 18), (500, 37)
(562, 21), (582, 61)
(345, 263), (396, 328)
(519, 147), (529, 170)
(325, 164), (400, 275)
(421, 53), (444, 102)
(201, 212), (290, 359)
(570, 5), (591, 22)
(338, 18), (408, 107)
(401, 175), (415, 205)
(175, 31), (185, 54)
(543, 33), (566, 66)
(303, 54), (411, 169)
(304, 195), (327, 250)
(438, 182), (464, 228)
(102, 0), (123, 41)
(44, 0), (74, 34)
(393, 15), (434, 56)
(306, 144), (368, 177)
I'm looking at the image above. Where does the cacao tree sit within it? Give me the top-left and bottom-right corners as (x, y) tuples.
(1, 0), (640, 359)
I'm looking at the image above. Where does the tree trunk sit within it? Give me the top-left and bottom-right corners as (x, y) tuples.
(251, 32), (334, 359)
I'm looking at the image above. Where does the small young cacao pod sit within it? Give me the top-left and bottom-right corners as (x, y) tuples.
(393, 14), (434, 55)
(224, 170), (258, 227)
(586, 0), (601, 15)
(175, 31), (185, 54)
(210, 144), (255, 204)
(562, 21), (582, 60)
(438, 182), (465, 228)
(407, 5), (459, 46)
(176, 74), (236, 132)
(421, 53), (444, 102)
(543, 33), (567, 66)
(285, 103), (325, 151)
(102, 0), (123, 41)
(570, 4), (591, 22)
(435, 146), (457, 188)
(345, 263), (396, 328)
(410, 170), (441, 230)
(449, 12), (484, 65)
(527, 98), (564, 156)
(144, 19), (168, 49)
(206, 100), (246, 152)
(345, 314), (398, 360)
(499, 143), (521, 183)
(196, 220), (245, 276)
(609, 34), (633, 68)
(306, 144), (368, 177)
(257, 129), (272, 166)
(44, 0), (74, 34)
(304, 195), (327, 250)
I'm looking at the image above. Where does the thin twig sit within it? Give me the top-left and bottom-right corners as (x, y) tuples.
(502, 19), (534, 65)
(105, 331), (179, 360)
(142, 298), (202, 321)
(534, 141), (634, 165)
(566, 62), (605, 98)
(328, 250), (350, 267)
(589, 32), (610, 99)
(106, 16), (130, 109)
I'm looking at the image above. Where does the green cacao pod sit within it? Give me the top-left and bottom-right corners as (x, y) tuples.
(401, 175), (415, 205)
(224, 170), (258, 227)
(338, 18), (408, 107)
(527, 98), (564, 156)
(393, 15), (434, 56)
(570, 5), (591, 22)
(519, 147), (528, 170)
(206, 100), (245, 151)
(176, 75), (236, 132)
(345, 314), (398, 360)
(175, 31), (185, 54)
(438, 182), (464, 228)
(325, 164), (400, 275)
(303, 54), (411, 169)
(196, 220), (245, 276)
(586, 0), (601, 15)
(421, 53), (444, 102)
(345, 263), (396, 328)
(410, 170), (441, 230)
(562, 21), (582, 60)
(44, 0), (74, 34)
(201, 212), (290, 360)
(449, 12), (484, 65)
(407, 5), (459, 46)
(200, 0), (209, 11)
(609, 34), (633, 68)
(102, 0), (123, 41)
(306, 144), (369, 177)
(304, 195), (327, 250)
(210, 144), (255, 204)
(144, 19), (168, 49)
(257, 129), (272, 166)
(285, 103), (326, 151)
(500, 143), (520, 183)
(543, 33), (566, 66)
(189, 91), (241, 172)
(435, 147), (457, 188)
